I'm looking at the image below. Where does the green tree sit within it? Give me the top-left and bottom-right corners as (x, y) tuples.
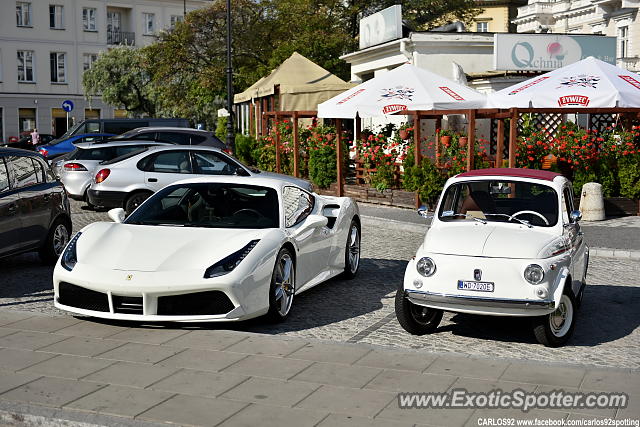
(82, 47), (159, 117)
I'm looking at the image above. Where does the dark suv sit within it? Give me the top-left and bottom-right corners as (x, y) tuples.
(0, 148), (72, 263)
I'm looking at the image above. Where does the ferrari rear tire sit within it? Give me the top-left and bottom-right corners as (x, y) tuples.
(395, 288), (443, 335)
(266, 248), (295, 322)
(532, 290), (576, 347)
(341, 219), (360, 279)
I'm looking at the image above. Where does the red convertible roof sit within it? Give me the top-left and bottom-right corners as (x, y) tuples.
(456, 168), (561, 182)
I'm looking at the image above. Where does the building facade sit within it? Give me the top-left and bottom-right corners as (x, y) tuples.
(471, 0), (528, 33)
(514, 0), (640, 71)
(1, 0), (208, 143)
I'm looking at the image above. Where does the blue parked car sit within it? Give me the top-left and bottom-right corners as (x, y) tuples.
(37, 133), (115, 159)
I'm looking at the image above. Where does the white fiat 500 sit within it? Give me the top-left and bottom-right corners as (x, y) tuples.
(396, 168), (589, 347)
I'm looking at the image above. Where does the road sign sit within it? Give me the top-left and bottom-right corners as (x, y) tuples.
(62, 100), (74, 112)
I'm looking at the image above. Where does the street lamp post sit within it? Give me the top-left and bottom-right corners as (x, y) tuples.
(225, 0), (235, 153)
(183, 0), (186, 16)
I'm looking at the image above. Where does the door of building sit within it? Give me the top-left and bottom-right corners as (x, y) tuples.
(51, 108), (67, 137)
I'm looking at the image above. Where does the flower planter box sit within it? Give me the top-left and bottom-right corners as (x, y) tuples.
(317, 183), (417, 208)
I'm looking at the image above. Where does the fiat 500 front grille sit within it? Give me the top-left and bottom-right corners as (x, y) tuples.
(57, 282), (110, 312)
(157, 290), (234, 316)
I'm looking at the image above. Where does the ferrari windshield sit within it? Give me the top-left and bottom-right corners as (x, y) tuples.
(438, 180), (558, 227)
(125, 183), (279, 228)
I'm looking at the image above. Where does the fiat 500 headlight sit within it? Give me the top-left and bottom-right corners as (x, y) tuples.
(416, 257), (436, 277)
(204, 240), (259, 278)
(524, 264), (545, 284)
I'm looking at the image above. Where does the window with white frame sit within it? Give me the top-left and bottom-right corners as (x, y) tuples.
(143, 12), (155, 34)
(17, 50), (34, 82)
(83, 53), (98, 71)
(618, 26), (629, 58)
(170, 15), (183, 28)
(476, 22), (488, 32)
(16, 2), (32, 27)
(49, 5), (64, 29)
(50, 52), (66, 83)
(82, 8), (96, 31)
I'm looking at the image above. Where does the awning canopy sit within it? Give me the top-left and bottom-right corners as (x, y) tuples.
(233, 52), (353, 111)
(317, 63), (487, 118)
(488, 56), (640, 109)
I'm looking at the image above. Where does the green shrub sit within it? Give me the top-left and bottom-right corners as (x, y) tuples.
(619, 153), (640, 200)
(402, 156), (446, 208)
(572, 161), (618, 197)
(308, 142), (337, 189)
(215, 117), (227, 141)
(234, 133), (257, 166)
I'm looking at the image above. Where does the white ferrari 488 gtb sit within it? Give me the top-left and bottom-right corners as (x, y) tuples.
(53, 177), (361, 322)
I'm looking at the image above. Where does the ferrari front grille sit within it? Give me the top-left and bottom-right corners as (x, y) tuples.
(57, 282), (109, 312)
(112, 295), (143, 315)
(157, 290), (234, 316)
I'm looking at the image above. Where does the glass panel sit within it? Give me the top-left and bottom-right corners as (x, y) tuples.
(283, 186), (313, 227)
(0, 159), (9, 193)
(191, 151), (236, 175)
(10, 156), (38, 188)
(149, 151), (191, 173)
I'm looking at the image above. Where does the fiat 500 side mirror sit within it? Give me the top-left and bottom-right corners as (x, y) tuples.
(417, 205), (433, 219)
(570, 210), (582, 223)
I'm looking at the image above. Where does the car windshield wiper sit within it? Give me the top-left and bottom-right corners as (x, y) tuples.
(441, 211), (487, 224)
(484, 213), (533, 228)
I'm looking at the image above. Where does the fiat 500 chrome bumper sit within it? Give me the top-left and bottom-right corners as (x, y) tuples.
(406, 290), (554, 310)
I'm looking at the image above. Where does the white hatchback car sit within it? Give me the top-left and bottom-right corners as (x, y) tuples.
(396, 168), (589, 347)
(87, 146), (312, 213)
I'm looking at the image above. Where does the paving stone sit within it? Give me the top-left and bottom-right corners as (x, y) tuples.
(222, 354), (312, 380)
(137, 394), (247, 426)
(55, 321), (129, 338)
(376, 398), (475, 426)
(0, 376), (104, 407)
(450, 377), (537, 393)
(425, 355), (509, 381)
(218, 403), (327, 427)
(95, 342), (182, 364)
(535, 384), (617, 417)
(2, 316), (81, 333)
(364, 369), (456, 393)
(82, 362), (180, 388)
(465, 408), (568, 427)
(0, 348), (57, 372)
(19, 354), (114, 380)
(36, 336), (125, 357)
(0, 331), (69, 351)
(354, 349), (437, 372)
(0, 371), (40, 394)
(580, 369), (640, 395)
(287, 342), (371, 364)
(149, 369), (248, 398)
(221, 377), (320, 407)
(105, 327), (190, 345)
(317, 414), (415, 427)
(0, 311), (33, 327)
(291, 362), (382, 388)
(296, 385), (395, 418)
(0, 328), (19, 338)
(223, 335), (308, 357)
(65, 384), (173, 417)
(162, 329), (249, 351)
(500, 362), (586, 388)
(158, 348), (246, 372)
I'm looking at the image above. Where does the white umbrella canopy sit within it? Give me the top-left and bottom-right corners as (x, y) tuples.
(317, 63), (487, 118)
(488, 57), (640, 109)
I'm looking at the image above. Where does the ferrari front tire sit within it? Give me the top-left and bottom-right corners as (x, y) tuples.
(266, 248), (295, 322)
(395, 288), (443, 335)
(341, 219), (360, 279)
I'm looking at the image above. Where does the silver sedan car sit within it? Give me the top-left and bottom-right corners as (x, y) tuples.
(58, 141), (171, 206)
(86, 145), (313, 213)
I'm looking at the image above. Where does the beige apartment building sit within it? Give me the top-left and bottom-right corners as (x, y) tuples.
(471, 0), (528, 33)
(514, 0), (640, 71)
(0, 0), (208, 142)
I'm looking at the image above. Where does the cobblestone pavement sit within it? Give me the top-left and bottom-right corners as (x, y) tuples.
(0, 201), (638, 370)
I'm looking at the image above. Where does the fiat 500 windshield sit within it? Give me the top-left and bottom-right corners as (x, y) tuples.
(125, 183), (279, 228)
(438, 180), (559, 227)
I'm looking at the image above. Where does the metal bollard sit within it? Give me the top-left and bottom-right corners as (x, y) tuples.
(579, 182), (605, 221)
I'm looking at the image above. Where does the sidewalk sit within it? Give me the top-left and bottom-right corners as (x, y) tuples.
(0, 310), (638, 427)
(359, 203), (640, 258)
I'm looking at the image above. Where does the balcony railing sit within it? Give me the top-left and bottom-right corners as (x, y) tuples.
(107, 31), (135, 46)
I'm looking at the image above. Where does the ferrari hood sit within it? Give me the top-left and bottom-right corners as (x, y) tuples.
(77, 222), (276, 272)
(424, 223), (556, 259)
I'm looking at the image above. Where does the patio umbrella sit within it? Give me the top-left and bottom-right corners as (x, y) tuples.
(488, 56), (640, 108)
(317, 63), (487, 118)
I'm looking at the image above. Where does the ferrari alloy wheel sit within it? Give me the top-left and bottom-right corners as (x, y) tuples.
(267, 248), (295, 322)
(39, 219), (71, 264)
(395, 287), (443, 335)
(342, 220), (361, 279)
(532, 290), (576, 347)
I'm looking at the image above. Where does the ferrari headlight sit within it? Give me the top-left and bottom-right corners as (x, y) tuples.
(416, 257), (436, 277)
(204, 240), (259, 278)
(61, 232), (82, 271)
(524, 264), (545, 285)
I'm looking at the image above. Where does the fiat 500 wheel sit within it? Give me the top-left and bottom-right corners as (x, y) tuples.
(532, 291), (576, 347)
(342, 220), (360, 279)
(395, 288), (443, 335)
(267, 248), (295, 322)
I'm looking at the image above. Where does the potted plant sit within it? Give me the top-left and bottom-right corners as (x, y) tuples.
(398, 123), (413, 141)
(439, 129), (454, 146)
